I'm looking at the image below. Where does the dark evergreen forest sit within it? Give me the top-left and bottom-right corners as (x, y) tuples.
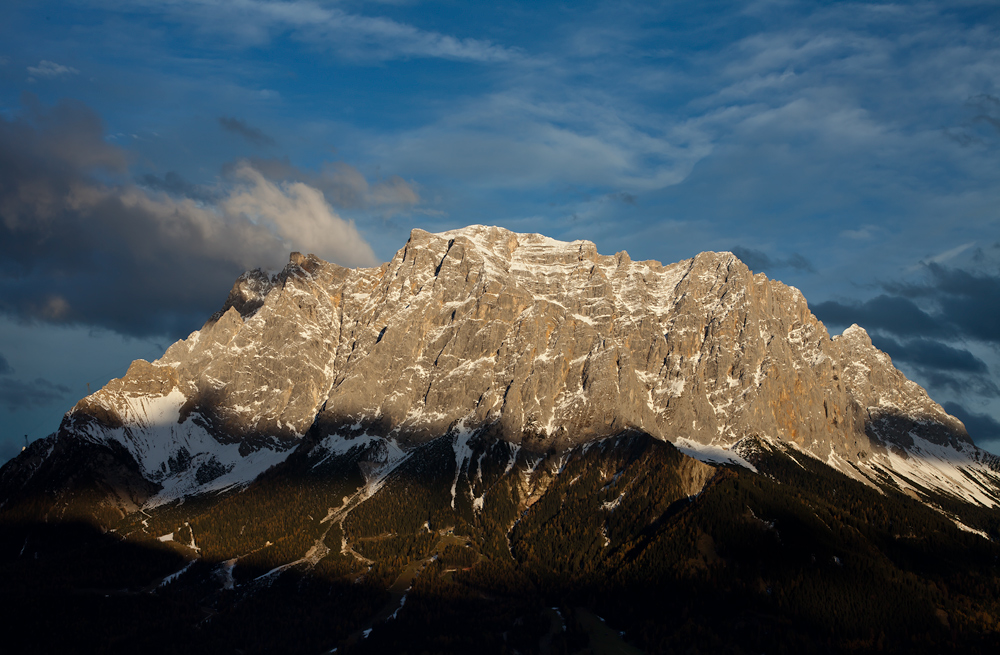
(3, 431), (1000, 654)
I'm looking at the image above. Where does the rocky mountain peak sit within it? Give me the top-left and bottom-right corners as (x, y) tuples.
(5, 227), (1000, 655)
(13, 224), (1000, 509)
(838, 323), (873, 345)
(208, 267), (278, 323)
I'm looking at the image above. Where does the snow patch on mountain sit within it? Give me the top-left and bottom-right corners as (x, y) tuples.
(80, 388), (296, 507)
(312, 432), (380, 469)
(674, 438), (758, 472)
(860, 433), (1000, 508)
(451, 421), (476, 509)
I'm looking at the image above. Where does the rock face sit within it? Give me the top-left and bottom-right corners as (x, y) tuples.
(9, 225), (1000, 508)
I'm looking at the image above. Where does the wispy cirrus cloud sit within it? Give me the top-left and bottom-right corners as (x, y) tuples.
(369, 89), (714, 194)
(123, 0), (520, 62)
(839, 225), (882, 241)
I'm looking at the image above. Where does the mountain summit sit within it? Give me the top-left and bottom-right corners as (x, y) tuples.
(12, 225), (997, 511)
(4, 226), (1000, 654)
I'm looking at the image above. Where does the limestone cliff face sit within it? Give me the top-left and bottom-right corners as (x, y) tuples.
(50, 225), (1000, 506)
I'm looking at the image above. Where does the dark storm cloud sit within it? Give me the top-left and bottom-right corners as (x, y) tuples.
(0, 353), (12, 375)
(0, 377), (71, 412)
(943, 402), (1000, 445)
(870, 334), (998, 397)
(920, 370), (1000, 398)
(785, 254), (814, 273)
(814, 243), (1000, 347)
(870, 336), (988, 374)
(886, 263), (1000, 344)
(812, 295), (952, 339)
(814, 258), (1000, 398)
(731, 247), (815, 275)
(0, 97), (294, 339)
(218, 116), (276, 147)
(732, 247), (772, 273)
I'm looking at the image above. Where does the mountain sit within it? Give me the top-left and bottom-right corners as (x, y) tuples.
(3, 225), (1000, 654)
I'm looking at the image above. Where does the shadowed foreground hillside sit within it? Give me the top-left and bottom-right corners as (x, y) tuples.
(3, 431), (1000, 654)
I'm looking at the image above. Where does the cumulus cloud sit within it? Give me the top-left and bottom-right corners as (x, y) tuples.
(223, 164), (378, 267)
(218, 116), (276, 147)
(365, 173), (420, 210)
(0, 352), (12, 375)
(27, 60), (79, 79)
(0, 97), (379, 338)
(229, 156), (421, 216)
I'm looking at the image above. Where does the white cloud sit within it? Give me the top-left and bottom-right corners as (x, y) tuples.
(27, 60), (80, 78)
(222, 164), (378, 267)
(716, 69), (797, 99)
(926, 241), (977, 265)
(235, 158), (421, 217)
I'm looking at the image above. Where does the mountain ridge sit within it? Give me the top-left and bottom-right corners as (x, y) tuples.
(10, 224), (995, 514)
(4, 225), (1000, 654)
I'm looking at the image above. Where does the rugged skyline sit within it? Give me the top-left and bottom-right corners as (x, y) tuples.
(4, 224), (999, 654)
(48, 224), (1000, 510)
(2, 0), (1000, 462)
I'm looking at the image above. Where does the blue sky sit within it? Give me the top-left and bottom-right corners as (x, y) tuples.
(2, 0), (1000, 462)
